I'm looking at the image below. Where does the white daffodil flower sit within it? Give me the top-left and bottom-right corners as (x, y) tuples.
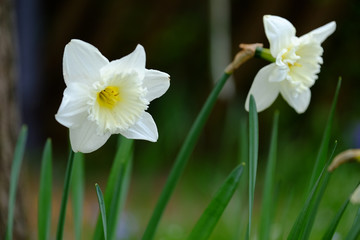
(55, 39), (170, 153)
(245, 15), (336, 113)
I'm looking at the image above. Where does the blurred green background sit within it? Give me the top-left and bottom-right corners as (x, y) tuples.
(12, 0), (360, 239)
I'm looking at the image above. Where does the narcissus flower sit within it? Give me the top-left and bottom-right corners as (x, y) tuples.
(55, 40), (170, 153)
(245, 15), (336, 113)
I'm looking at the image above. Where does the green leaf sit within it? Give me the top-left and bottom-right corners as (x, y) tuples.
(308, 78), (341, 192)
(38, 139), (53, 240)
(187, 164), (245, 240)
(95, 183), (108, 240)
(56, 149), (75, 240)
(5, 126), (28, 240)
(93, 136), (133, 240)
(322, 197), (350, 240)
(71, 152), (85, 240)
(248, 95), (259, 239)
(142, 73), (231, 240)
(287, 142), (337, 240)
(345, 206), (360, 240)
(234, 116), (248, 240)
(259, 111), (279, 240)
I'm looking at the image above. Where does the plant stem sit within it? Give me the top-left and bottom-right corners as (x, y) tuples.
(142, 72), (230, 240)
(56, 149), (75, 240)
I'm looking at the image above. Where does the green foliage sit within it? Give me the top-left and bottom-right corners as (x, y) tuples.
(38, 139), (52, 240)
(259, 111), (279, 240)
(93, 136), (133, 240)
(248, 95), (259, 239)
(5, 126), (28, 240)
(187, 164), (244, 240)
(56, 149), (75, 240)
(71, 152), (85, 240)
(142, 73), (231, 240)
(95, 183), (108, 240)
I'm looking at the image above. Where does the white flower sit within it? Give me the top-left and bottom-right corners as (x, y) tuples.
(245, 15), (336, 113)
(55, 39), (170, 153)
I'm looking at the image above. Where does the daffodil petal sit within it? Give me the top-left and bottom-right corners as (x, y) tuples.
(280, 82), (311, 114)
(69, 118), (111, 153)
(351, 185), (360, 204)
(269, 65), (288, 82)
(264, 15), (296, 57)
(55, 82), (91, 128)
(303, 21), (336, 44)
(245, 64), (280, 112)
(119, 112), (158, 142)
(143, 69), (170, 102)
(63, 39), (109, 85)
(102, 44), (146, 80)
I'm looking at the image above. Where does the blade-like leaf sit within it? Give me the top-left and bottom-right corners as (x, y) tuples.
(38, 139), (53, 240)
(95, 183), (108, 240)
(142, 73), (231, 240)
(322, 197), (350, 240)
(71, 152), (85, 240)
(345, 207), (360, 240)
(93, 136), (133, 240)
(234, 116), (248, 240)
(308, 78), (341, 192)
(56, 149), (75, 240)
(259, 111), (279, 240)
(287, 142), (337, 240)
(5, 126), (28, 240)
(187, 164), (245, 240)
(248, 95), (259, 239)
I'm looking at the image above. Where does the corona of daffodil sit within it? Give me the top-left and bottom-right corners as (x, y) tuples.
(245, 15), (336, 113)
(55, 40), (170, 153)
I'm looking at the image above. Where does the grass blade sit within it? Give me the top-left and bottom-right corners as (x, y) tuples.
(5, 126), (28, 240)
(95, 183), (108, 240)
(234, 116), (248, 240)
(38, 139), (52, 240)
(259, 111), (279, 240)
(71, 152), (85, 240)
(248, 95), (259, 239)
(308, 78), (341, 192)
(56, 149), (75, 240)
(187, 164), (245, 240)
(287, 142), (337, 240)
(322, 197), (350, 240)
(142, 73), (231, 240)
(345, 206), (360, 240)
(93, 136), (133, 240)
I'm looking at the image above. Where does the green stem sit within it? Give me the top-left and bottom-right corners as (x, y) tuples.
(142, 72), (231, 240)
(255, 47), (275, 63)
(56, 149), (75, 240)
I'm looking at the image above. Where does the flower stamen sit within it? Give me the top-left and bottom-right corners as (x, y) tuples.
(97, 86), (121, 109)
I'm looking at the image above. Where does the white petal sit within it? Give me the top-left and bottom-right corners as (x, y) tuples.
(143, 69), (170, 102)
(269, 65), (288, 82)
(280, 82), (311, 113)
(245, 64), (280, 112)
(69, 118), (111, 153)
(263, 15), (296, 57)
(119, 112), (158, 142)
(351, 185), (360, 204)
(303, 21), (336, 43)
(63, 39), (109, 85)
(101, 44), (146, 80)
(55, 82), (91, 128)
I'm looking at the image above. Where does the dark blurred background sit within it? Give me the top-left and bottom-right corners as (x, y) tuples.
(10, 0), (360, 239)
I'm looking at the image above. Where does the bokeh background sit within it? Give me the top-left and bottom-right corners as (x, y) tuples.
(9, 0), (360, 239)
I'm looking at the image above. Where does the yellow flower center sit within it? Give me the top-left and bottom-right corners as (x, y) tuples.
(97, 86), (121, 109)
